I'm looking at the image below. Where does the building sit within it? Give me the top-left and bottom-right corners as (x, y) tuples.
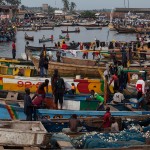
(42, 4), (48, 11)
(54, 10), (65, 19)
(0, 5), (18, 19)
(113, 8), (150, 18)
(115, 8), (150, 14)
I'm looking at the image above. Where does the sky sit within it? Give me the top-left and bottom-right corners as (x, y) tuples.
(21, 0), (150, 10)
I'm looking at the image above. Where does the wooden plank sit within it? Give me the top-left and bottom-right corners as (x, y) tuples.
(105, 105), (119, 111)
(57, 141), (74, 149)
(0, 145), (40, 150)
(125, 104), (145, 111)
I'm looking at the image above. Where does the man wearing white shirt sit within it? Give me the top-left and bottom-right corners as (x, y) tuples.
(112, 90), (125, 104)
(136, 76), (145, 99)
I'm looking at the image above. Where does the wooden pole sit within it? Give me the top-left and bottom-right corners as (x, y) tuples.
(104, 76), (108, 105)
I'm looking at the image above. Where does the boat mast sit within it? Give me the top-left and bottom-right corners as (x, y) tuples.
(124, 0), (126, 8)
(128, 0), (130, 8)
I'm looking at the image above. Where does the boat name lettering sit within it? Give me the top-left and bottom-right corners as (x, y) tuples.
(17, 81), (42, 88)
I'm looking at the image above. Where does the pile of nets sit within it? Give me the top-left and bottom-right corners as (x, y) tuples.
(50, 133), (72, 149)
(49, 124), (150, 149)
(71, 125), (150, 149)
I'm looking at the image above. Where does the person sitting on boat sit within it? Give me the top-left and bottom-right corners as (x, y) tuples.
(32, 79), (49, 108)
(24, 88), (34, 121)
(111, 117), (119, 133)
(71, 83), (76, 95)
(80, 42), (84, 50)
(88, 90), (104, 111)
(62, 114), (82, 133)
(103, 107), (111, 129)
(42, 35), (45, 40)
(144, 87), (150, 106)
(56, 51), (61, 62)
(51, 35), (53, 41)
(66, 33), (69, 39)
(109, 73), (119, 92)
(25, 32), (28, 36)
(75, 27), (80, 31)
(94, 51), (101, 66)
(112, 90), (125, 104)
(61, 41), (68, 50)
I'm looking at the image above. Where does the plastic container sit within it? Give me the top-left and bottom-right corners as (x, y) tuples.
(76, 75), (81, 79)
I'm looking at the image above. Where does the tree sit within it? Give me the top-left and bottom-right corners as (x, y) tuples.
(70, 2), (76, 12)
(80, 11), (96, 18)
(2, 0), (21, 6)
(62, 0), (69, 12)
(21, 5), (25, 10)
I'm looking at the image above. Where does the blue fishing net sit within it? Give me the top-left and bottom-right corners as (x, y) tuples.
(71, 129), (146, 149)
(50, 133), (72, 149)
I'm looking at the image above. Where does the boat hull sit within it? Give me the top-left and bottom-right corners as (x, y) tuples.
(31, 56), (105, 78)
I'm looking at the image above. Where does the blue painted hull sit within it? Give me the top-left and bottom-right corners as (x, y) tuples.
(0, 102), (149, 120)
(37, 109), (150, 119)
(0, 104), (26, 120)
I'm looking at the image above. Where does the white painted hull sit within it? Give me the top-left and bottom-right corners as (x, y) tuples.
(0, 121), (47, 146)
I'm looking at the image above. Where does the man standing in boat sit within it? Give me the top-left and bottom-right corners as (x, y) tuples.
(39, 54), (45, 77)
(24, 88), (33, 121)
(51, 69), (65, 109)
(103, 107), (111, 129)
(32, 79), (49, 108)
(12, 39), (16, 59)
(61, 41), (68, 50)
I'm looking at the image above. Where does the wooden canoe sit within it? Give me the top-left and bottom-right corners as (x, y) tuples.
(25, 35), (34, 41)
(39, 38), (53, 43)
(17, 28), (37, 31)
(29, 55), (105, 78)
(61, 29), (80, 33)
(59, 35), (70, 40)
(114, 26), (136, 33)
(39, 27), (54, 30)
(61, 56), (105, 66)
(86, 27), (102, 30)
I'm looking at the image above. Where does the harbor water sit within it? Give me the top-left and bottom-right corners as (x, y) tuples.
(0, 27), (136, 58)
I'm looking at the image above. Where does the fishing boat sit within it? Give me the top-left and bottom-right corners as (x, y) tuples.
(24, 34), (34, 41)
(0, 121), (47, 146)
(41, 115), (150, 133)
(39, 38), (53, 43)
(26, 43), (79, 51)
(61, 56), (99, 66)
(61, 29), (80, 33)
(37, 109), (150, 119)
(114, 25), (136, 33)
(17, 28), (37, 31)
(28, 54), (105, 78)
(86, 27), (102, 30)
(39, 27), (54, 30)
(59, 35), (70, 40)
(77, 22), (101, 27)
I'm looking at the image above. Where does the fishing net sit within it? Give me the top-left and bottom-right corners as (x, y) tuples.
(50, 133), (72, 149)
(71, 127), (149, 149)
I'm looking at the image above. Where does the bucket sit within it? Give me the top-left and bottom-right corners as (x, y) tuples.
(76, 75), (81, 79)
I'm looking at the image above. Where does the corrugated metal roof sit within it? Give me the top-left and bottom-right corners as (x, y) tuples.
(115, 8), (150, 13)
(0, 5), (18, 10)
